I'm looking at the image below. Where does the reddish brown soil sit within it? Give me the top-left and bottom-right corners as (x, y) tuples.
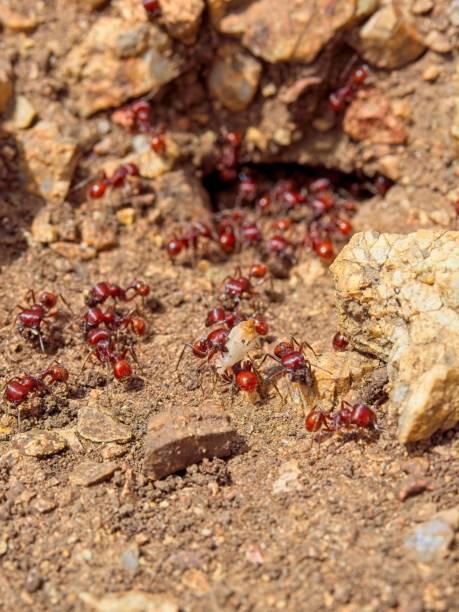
(0, 2), (458, 611)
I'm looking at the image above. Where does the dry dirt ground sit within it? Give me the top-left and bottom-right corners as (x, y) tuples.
(0, 1), (458, 611)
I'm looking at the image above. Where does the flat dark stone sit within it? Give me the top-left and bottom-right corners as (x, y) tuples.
(143, 400), (238, 480)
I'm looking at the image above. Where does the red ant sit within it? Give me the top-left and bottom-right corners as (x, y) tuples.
(205, 303), (268, 335)
(237, 170), (258, 204)
(222, 263), (274, 301)
(223, 272), (255, 301)
(304, 224), (335, 262)
(88, 164), (139, 199)
(261, 338), (317, 386)
(217, 129), (242, 182)
(4, 363), (70, 425)
(329, 64), (369, 113)
(240, 222), (262, 245)
(220, 360), (259, 395)
(205, 306), (246, 330)
(85, 280), (150, 307)
(85, 328), (136, 380)
(332, 332), (348, 351)
(176, 327), (229, 369)
(83, 306), (146, 336)
(165, 221), (213, 260)
(15, 290), (63, 352)
(305, 400), (379, 435)
(151, 129), (167, 155)
(143, 0), (160, 16)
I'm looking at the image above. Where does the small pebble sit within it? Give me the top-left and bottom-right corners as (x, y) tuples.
(25, 570), (43, 593)
(425, 30), (453, 53)
(404, 517), (454, 562)
(121, 546), (139, 572)
(422, 65), (441, 81)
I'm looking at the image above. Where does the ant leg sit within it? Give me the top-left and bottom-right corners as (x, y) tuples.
(258, 353), (282, 367)
(309, 362), (333, 376)
(16, 405), (23, 431)
(35, 329), (45, 353)
(59, 293), (75, 316)
(291, 336), (317, 357)
(24, 290), (36, 305)
(79, 349), (95, 374)
(175, 343), (195, 372)
(128, 346), (145, 377)
(272, 380), (284, 404)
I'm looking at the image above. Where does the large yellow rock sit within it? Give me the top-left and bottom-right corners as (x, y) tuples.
(331, 230), (459, 442)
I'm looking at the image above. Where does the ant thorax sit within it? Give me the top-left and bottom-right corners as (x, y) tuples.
(215, 319), (259, 374)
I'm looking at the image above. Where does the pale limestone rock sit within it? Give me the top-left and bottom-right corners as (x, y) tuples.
(272, 460), (302, 495)
(302, 350), (380, 410)
(211, 0), (366, 64)
(425, 30), (453, 54)
(31, 207), (59, 244)
(18, 122), (79, 203)
(159, 0), (204, 44)
(77, 406), (132, 443)
(102, 136), (178, 180)
(208, 44), (262, 112)
(350, 2), (426, 68)
(330, 230), (459, 442)
(61, 17), (180, 117)
(12, 95), (37, 129)
(13, 430), (67, 458)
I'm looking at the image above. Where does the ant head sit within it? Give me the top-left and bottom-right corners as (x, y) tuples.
(192, 339), (209, 358)
(274, 341), (294, 359)
(305, 408), (327, 433)
(166, 239), (186, 258)
(253, 317), (268, 336)
(249, 263), (268, 279)
(131, 317), (146, 336)
(207, 327), (229, 349)
(86, 282), (111, 306)
(38, 291), (58, 309)
(136, 281), (150, 297)
(351, 403), (377, 428)
(50, 364), (69, 382)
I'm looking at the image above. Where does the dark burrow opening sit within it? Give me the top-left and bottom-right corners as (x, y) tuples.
(203, 162), (392, 214)
(165, 161), (394, 277)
